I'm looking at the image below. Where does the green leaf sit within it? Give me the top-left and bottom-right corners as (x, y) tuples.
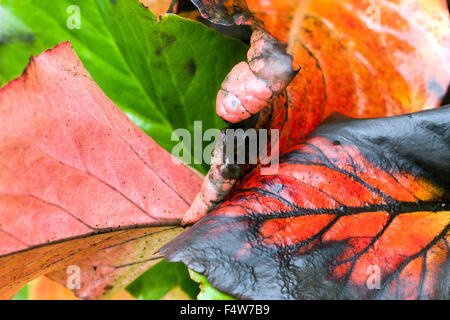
(11, 285), (28, 300)
(189, 270), (235, 300)
(0, 0), (248, 172)
(126, 260), (200, 300)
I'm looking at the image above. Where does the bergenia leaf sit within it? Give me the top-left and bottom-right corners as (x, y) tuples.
(0, 42), (201, 299)
(162, 107), (450, 299)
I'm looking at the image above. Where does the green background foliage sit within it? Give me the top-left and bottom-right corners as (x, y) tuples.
(127, 260), (200, 300)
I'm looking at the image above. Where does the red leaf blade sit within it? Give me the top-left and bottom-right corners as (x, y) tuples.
(0, 42), (201, 298)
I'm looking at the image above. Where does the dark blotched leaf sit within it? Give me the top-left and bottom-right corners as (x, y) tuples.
(162, 107), (450, 299)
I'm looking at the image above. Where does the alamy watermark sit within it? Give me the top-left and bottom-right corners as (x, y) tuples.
(171, 121), (280, 175)
(366, 264), (381, 290)
(67, 5), (81, 30)
(66, 265), (81, 290)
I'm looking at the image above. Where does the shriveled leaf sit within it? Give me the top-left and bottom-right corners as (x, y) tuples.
(138, 0), (173, 17)
(181, 0), (450, 225)
(0, 42), (202, 299)
(182, 27), (299, 224)
(0, 0), (248, 166)
(162, 107), (450, 299)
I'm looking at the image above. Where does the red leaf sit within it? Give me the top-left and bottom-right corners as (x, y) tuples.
(0, 42), (202, 299)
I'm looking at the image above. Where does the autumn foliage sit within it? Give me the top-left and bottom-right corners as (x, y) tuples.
(0, 0), (449, 300)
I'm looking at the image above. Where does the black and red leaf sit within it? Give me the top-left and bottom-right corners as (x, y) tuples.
(189, 0), (257, 26)
(162, 107), (450, 299)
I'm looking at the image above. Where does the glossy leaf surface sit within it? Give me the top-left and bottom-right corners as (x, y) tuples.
(163, 108), (450, 299)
